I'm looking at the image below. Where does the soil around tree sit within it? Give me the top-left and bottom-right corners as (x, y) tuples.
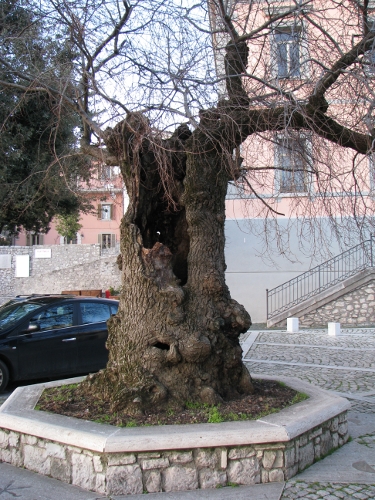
(37, 379), (304, 427)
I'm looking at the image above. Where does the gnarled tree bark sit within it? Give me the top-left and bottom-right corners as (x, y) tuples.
(84, 109), (253, 413)
(80, 20), (374, 414)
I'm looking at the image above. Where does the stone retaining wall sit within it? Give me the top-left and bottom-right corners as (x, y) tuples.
(0, 245), (121, 305)
(299, 280), (375, 328)
(0, 413), (348, 495)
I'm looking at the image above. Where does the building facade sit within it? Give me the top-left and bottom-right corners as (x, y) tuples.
(211, 0), (375, 322)
(14, 165), (128, 250)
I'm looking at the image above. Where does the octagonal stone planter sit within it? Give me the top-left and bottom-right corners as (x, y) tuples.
(0, 375), (350, 495)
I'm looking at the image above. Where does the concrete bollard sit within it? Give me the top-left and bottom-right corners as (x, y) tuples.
(287, 317), (299, 333)
(328, 322), (341, 336)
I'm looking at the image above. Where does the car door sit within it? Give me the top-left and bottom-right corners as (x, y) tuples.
(74, 301), (116, 373)
(16, 302), (78, 380)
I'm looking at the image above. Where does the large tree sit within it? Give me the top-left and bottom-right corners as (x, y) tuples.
(2, 0), (374, 412)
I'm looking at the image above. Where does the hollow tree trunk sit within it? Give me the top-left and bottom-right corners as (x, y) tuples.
(85, 115), (253, 414)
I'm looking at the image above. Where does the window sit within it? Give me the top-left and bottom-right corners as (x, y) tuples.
(99, 165), (113, 181)
(274, 28), (301, 78)
(26, 233), (44, 246)
(275, 135), (311, 194)
(79, 302), (112, 324)
(370, 153), (375, 192)
(98, 233), (116, 249)
(30, 304), (74, 331)
(364, 19), (375, 76)
(97, 204), (113, 220)
(271, 23), (309, 79)
(63, 235), (78, 244)
(0, 303), (41, 329)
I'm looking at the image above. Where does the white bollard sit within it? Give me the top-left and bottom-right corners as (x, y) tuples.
(328, 322), (341, 336)
(287, 317), (299, 333)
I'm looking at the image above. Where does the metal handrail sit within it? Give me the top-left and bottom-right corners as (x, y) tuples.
(266, 237), (374, 319)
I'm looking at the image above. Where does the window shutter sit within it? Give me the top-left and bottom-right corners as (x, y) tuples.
(97, 204), (102, 219)
(98, 234), (102, 245)
(39, 235), (44, 245)
(289, 40), (300, 77)
(110, 204), (114, 220)
(270, 34), (277, 79)
(111, 234), (116, 247)
(26, 233), (31, 246)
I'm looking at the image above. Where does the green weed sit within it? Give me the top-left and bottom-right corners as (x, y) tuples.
(207, 406), (224, 423)
(291, 392), (309, 404)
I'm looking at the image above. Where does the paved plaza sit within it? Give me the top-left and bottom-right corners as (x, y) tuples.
(242, 327), (375, 499)
(0, 327), (374, 499)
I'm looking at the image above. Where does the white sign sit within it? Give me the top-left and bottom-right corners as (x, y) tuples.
(15, 255), (30, 277)
(0, 255), (11, 269)
(35, 248), (52, 259)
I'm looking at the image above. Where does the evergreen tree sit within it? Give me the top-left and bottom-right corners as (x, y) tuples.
(0, 0), (91, 234)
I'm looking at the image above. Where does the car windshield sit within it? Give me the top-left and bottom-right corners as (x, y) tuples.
(0, 302), (42, 330)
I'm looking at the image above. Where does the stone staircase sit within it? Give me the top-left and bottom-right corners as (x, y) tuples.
(267, 238), (375, 328)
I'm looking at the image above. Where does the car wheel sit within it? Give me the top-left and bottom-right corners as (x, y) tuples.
(0, 361), (9, 392)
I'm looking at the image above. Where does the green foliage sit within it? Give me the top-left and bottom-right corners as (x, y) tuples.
(94, 414), (112, 424)
(207, 406), (224, 423)
(185, 401), (209, 410)
(0, 234), (11, 246)
(55, 212), (82, 242)
(0, 0), (92, 234)
(109, 286), (121, 296)
(290, 392), (309, 404)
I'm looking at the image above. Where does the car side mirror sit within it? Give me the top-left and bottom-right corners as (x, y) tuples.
(26, 323), (40, 333)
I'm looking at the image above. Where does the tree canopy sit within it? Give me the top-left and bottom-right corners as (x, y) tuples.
(0, 0), (92, 235)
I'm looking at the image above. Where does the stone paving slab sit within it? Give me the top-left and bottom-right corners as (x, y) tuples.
(0, 462), (104, 499)
(347, 411), (375, 438)
(118, 482), (284, 499)
(295, 440), (375, 484)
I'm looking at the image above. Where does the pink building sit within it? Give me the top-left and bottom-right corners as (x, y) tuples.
(211, 0), (375, 322)
(15, 166), (127, 249)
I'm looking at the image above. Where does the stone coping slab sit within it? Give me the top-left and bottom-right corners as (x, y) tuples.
(0, 375), (350, 454)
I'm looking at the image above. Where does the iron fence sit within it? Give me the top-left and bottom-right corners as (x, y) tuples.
(266, 237), (374, 319)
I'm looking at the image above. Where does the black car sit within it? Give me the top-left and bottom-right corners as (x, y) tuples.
(0, 295), (119, 392)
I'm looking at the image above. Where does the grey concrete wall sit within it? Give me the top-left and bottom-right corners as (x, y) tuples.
(0, 218), (367, 325)
(224, 218), (357, 324)
(0, 245), (121, 305)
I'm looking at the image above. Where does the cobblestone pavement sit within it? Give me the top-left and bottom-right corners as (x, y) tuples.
(242, 328), (375, 499)
(282, 482), (375, 499)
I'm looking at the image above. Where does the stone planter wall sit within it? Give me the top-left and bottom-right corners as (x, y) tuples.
(0, 413), (348, 495)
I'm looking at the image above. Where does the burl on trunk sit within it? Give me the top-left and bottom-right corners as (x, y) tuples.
(84, 112), (253, 414)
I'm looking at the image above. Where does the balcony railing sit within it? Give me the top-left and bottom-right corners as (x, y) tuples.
(266, 236), (375, 320)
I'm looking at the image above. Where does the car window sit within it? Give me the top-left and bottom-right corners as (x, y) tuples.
(79, 302), (111, 324)
(0, 303), (41, 330)
(30, 304), (74, 331)
(110, 303), (119, 315)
